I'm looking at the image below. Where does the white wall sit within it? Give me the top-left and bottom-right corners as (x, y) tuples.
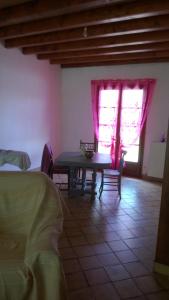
(0, 44), (61, 170)
(61, 63), (169, 175)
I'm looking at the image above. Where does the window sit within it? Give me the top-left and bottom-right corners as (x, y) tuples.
(98, 89), (144, 162)
(92, 79), (156, 171)
(98, 90), (119, 154)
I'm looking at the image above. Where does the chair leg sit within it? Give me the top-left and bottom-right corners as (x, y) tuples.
(118, 177), (121, 199)
(99, 171), (104, 199)
(99, 171), (103, 192)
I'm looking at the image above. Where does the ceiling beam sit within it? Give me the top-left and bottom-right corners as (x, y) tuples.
(50, 50), (169, 65)
(0, 0), (32, 9)
(22, 30), (169, 54)
(37, 41), (169, 60)
(0, 0), (122, 26)
(1, 0), (169, 38)
(5, 15), (169, 48)
(61, 57), (169, 68)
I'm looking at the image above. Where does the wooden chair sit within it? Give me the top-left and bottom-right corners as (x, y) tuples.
(41, 143), (70, 190)
(40, 143), (53, 178)
(99, 150), (127, 200)
(80, 139), (96, 152)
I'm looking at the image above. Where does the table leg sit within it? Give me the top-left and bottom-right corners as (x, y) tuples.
(69, 167), (77, 196)
(81, 168), (86, 195)
(91, 170), (97, 200)
(69, 167), (97, 200)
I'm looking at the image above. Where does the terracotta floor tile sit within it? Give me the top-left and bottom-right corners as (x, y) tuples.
(85, 233), (105, 244)
(102, 230), (121, 242)
(129, 227), (147, 237)
(97, 252), (119, 266)
(123, 261), (149, 277)
(82, 226), (100, 234)
(92, 216), (108, 225)
(123, 238), (146, 249)
(65, 271), (88, 291)
(96, 224), (117, 233)
(146, 291), (169, 300)
(132, 247), (154, 260)
(134, 275), (163, 294)
(115, 249), (138, 263)
(113, 278), (143, 299)
(63, 220), (78, 229)
(69, 287), (93, 300)
(59, 247), (77, 259)
(79, 255), (102, 270)
(69, 235), (88, 246)
(77, 220), (94, 227)
(92, 242), (112, 254)
(73, 245), (95, 257)
(91, 283), (120, 300)
(108, 240), (129, 251)
(105, 264), (130, 281)
(62, 259), (81, 274)
(110, 223), (127, 231)
(129, 297), (146, 300)
(60, 177), (163, 300)
(116, 229), (136, 239)
(141, 259), (154, 272)
(65, 228), (82, 237)
(85, 268), (110, 285)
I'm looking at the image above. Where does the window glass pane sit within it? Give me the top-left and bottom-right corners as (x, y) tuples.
(98, 90), (119, 150)
(99, 90), (119, 107)
(97, 87), (144, 164)
(99, 125), (114, 141)
(121, 89), (143, 153)
(99, 107), (117, 125)
(124, 145), (139, 162)
(120, 126), (139, 145)
(121, 108), (142, 127)
(122, 89), (143, 108)
(98, 142), (111, 154)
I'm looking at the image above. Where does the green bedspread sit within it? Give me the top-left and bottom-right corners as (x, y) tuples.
(0, 171), (66, 300)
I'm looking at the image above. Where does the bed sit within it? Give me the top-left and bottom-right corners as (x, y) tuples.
(0, 171), (66, 300)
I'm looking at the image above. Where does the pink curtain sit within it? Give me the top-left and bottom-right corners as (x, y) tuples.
(91, 79), (156, 168)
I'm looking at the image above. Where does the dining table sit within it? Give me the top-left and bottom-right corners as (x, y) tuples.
(54, 151), (112, 200)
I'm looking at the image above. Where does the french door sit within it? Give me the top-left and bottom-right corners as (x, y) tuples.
(97, 88), (146, 177)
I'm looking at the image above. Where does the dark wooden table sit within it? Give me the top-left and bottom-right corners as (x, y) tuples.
(55, 152), (112, 200)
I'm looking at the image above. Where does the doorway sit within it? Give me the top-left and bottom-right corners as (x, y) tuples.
(96, 88), (147, 177)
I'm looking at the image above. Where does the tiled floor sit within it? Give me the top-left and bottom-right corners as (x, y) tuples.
(57, 175), (169, 299)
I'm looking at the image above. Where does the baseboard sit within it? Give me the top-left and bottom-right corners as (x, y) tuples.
(154, 262), (169, 276)
(142, 174), (163, 183)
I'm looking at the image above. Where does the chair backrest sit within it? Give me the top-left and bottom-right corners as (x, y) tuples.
(40, 143), (53, 178)
(80, 140), (96, 152)
(119, 150), (127, 174)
